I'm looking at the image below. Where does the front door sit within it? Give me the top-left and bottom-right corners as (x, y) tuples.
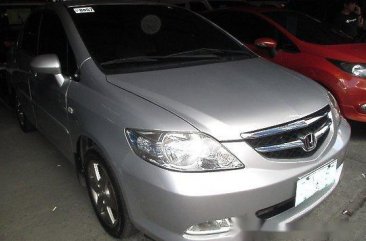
(31, 11), (76, 159)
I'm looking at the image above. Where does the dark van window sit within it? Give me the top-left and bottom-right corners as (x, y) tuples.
(21, 13), (41, 56)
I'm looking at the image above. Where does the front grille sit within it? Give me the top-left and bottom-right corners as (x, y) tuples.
(241, 106), (332, 159)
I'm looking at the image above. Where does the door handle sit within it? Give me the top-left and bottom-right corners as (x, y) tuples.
(67, 107), (74, 114)
(29, 70), (37, 78)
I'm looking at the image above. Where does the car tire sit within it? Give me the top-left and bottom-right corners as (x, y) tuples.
(84, 148), (136, 238)
(15, 95), (35, 133)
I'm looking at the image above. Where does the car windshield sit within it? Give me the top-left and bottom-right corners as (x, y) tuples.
(209, 1), (251, 9)
(68, 5), (254, 73)
(264, 11), (360, 45)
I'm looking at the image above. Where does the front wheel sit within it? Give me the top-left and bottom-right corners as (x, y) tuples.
(84, 149), (136, 238)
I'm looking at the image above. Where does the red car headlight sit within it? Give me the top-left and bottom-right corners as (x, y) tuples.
(328, 59), (366, 78)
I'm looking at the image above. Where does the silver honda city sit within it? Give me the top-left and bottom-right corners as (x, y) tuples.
(10, 1), (350, 240)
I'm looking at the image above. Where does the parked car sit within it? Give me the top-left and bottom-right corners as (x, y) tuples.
(11, 1), (350, 241)
(205, 7), (366, 122)
(0, 1), (45, 106)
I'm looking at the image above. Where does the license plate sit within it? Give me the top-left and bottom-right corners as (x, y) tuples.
(295, 160), (338, 206)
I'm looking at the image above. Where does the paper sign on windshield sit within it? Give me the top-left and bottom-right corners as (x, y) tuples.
(74, 7), (95, 14)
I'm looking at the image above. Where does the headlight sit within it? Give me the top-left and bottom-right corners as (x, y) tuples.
(328, 59), (366, 78)
(327, 91), (341, 126)
(125, 129), (244, 172)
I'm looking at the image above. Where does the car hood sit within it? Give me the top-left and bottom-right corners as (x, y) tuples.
(305, 43), (366, 62)
(107, 58), (328, 141)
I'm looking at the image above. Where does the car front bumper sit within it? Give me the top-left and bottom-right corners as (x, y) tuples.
(341, 104), (366, 123)
(119, 118), (350, 241)
(338, 75), (366, 122)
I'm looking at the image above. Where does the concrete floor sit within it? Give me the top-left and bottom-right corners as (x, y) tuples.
(0, 102), (365, 241)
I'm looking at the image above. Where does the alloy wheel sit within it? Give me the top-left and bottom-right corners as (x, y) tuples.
(86, 160), (120, 228)
(16, 98), (25, 127)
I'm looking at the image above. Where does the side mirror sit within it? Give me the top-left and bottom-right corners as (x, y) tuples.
(30, 54), (65, 87)
(255, 38), (277, 49)
(254, 38), (278, 57)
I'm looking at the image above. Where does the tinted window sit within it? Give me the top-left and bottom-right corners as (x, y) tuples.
(208, 12), (277, 43)
(175, 3), (186, 8)
(209, 1), (251, 9)
(68, 5), (253, 73)
(21, 13), (41, 56)
(265, 11), (358, 45)
(38, 12), (76, 75)
(189, 2), (208, 12)
(287, 0), (338, 23)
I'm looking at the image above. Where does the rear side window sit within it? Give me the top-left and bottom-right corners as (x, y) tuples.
(21, 13), (41, 56)
(38, 12), (76, 76)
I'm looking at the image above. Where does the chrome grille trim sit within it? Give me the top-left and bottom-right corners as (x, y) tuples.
(255, 140), (303, 153)
(315, 119), (332, 139)
(255, 121), (331, 153)
(241, 106), (332, 159)
(240, 111), (329, 140)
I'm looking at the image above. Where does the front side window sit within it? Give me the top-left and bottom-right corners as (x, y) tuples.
(68, 5), (254, 74)
(38, 12), (76, 76)
(20, 12), (42, 56)
(265, 11), (359, 45)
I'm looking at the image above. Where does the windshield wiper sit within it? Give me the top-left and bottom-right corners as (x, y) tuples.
(100, 53), (222, 66)
(100, 49), (252, 66)
(166, 48), (252, 58)
(100, 56), (160, 66)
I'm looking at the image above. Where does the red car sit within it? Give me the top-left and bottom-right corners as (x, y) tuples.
(205, 8), (366, 122)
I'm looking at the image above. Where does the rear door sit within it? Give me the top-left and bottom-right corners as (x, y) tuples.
(13, 12), (42, 126)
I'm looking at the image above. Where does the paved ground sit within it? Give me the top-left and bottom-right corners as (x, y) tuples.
(0, 102), (365, 241)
